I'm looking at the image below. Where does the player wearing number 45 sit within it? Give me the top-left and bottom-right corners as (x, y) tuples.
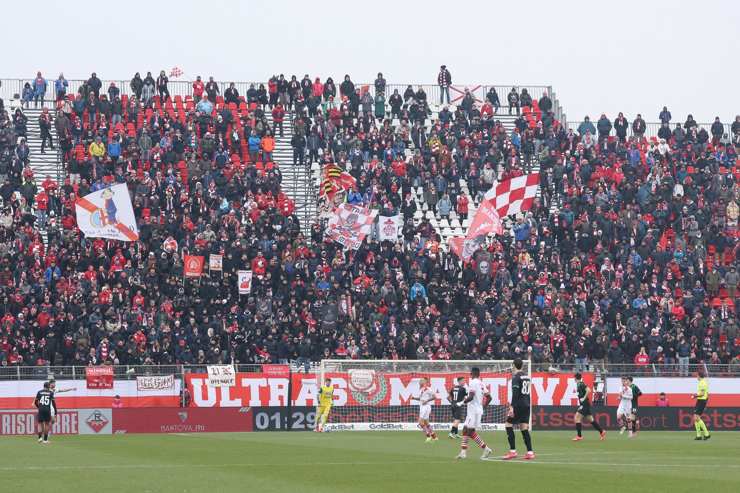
(315, 378), (334, 432)
(411, 377), (438, 442)
(33, 382), (55, 444)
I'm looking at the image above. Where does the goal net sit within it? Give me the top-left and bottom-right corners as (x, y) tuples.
(318, 359), (531, 432)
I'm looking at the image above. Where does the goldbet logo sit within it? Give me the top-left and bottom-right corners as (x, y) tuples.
(85, 410), (108, 433)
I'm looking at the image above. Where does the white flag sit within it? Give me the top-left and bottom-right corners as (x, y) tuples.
(378, 214), (402, 242)
(206, 365), (235, 387)
(75, 184), (139, 241)
(209, 254), (223, 271)
(237, 270), (253, 294)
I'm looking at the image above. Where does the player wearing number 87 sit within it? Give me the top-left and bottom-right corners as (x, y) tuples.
(315, 378), (334, 432)
(456, 368), (493, 460)
(502, 358), (535, 460)
(411, 377), (438, 442)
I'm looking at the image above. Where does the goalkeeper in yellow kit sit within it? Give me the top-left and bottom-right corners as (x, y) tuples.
(315, 378), (334, 432)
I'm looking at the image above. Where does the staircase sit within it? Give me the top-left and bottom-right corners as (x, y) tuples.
(19, 106), (62, 248)
(22, 106), (62, 185)
(265, 111), (317, 235)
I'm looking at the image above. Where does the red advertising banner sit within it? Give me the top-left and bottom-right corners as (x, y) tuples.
(261, 364), (290, 378)
(0, 410), (79, 435)
(86, 366), (114, 389)
(184, 372), (591, 408)
(112, 407), (253, 433)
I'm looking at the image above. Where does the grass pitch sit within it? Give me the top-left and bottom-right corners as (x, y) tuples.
(1, 431), (738, 493)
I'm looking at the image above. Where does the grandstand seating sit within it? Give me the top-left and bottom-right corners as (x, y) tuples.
(0, 74), (737, 371)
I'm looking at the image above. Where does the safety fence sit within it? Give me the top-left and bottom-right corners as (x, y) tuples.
(0, 77), (565, 125)
(567, 120), (733, 140)
(1, 361), (736, 381)
(1, 363), (737, 435)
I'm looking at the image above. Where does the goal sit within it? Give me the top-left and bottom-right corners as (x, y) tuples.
(317, 359), (531, 432)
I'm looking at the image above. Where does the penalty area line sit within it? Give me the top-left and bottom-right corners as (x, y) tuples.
(481, 458), (740, 468)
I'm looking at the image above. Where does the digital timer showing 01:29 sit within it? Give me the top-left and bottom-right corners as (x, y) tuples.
(252, 407), (316, 431)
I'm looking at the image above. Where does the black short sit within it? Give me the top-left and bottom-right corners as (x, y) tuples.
(576, 402), (592, 417)
(37, 408), (51, 424)
(694, 400), (707, 415)
(451, 405), (464, 421)
(631, 407), (638, 416)
(507, 405), (530, 425)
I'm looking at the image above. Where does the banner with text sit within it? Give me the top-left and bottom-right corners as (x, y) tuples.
(0, 409), (112, 435)
(136, 375), (175, 392)
(86, 366), (114, 389)
(0, 380), (180, 409)
(185, 372), (591, 408)
(532, 406), (740, 431)
(206, 365), (236, 387)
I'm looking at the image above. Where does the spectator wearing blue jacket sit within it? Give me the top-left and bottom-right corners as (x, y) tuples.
(33, 72), (47, 108)
(510, 129), (521, 150)
(513, 218), (530, 242)
(196, 98), (213, 114)
(44, 263), (61, 285)
(347, 189), (363, 204)
(21, 83), (33, 109)
(409, 281), (427, 303)
(247, 131), (262, 163)
(436, 194), (452, 219)
(577, 116), (596, 136)
(54, 74), (68, 102)
(107, 138), (121, 163)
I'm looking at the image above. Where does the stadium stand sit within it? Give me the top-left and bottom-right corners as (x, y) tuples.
(0, 73), (737, 372)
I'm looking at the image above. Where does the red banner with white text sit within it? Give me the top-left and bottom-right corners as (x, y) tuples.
(86, 366), (114, 389)
(184, 372), (591, 408)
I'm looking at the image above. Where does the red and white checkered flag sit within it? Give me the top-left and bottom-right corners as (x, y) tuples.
(483, 172), (540, 217)
(169, 67), (184, 78)
(326, 203), (378, 250)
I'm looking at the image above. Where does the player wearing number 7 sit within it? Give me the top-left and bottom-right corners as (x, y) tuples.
(315, 378), (334, 432)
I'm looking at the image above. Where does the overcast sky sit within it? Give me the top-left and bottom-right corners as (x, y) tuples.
(6, 0), (738, 123)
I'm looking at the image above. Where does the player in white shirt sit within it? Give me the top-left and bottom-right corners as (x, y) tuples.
(456, 367), (493, 460)
(617, 377), (634, 437)
(411, 377), (438, 442)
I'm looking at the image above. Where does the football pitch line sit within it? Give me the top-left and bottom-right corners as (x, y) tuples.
(3, 456), (738, 472)
(0, 461), (451, 472)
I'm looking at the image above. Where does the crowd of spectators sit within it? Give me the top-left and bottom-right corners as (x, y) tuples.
(0, 68), (738, 374)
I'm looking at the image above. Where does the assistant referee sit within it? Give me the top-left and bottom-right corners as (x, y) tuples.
(691, 369), (710, 441)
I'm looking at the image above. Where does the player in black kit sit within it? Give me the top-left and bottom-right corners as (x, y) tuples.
(572, 372), (606, 441)
(502, 358), (534, 460)
(34, 382), (55, 444)
(448, 377), (467, 438)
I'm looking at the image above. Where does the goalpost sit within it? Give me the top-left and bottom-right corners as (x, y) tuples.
(318, 359), (531, 432)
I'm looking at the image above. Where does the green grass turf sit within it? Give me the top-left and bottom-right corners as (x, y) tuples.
(1, 431), (738, 493)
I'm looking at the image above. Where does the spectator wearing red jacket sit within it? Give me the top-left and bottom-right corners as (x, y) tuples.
(271, 104), (285, 137)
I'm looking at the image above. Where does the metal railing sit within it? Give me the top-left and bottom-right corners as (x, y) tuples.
(2, 361), (737, 380)
(0, 77), (553, 108)
(567, 120), (733, 140)
(531, 362), (740, 376)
